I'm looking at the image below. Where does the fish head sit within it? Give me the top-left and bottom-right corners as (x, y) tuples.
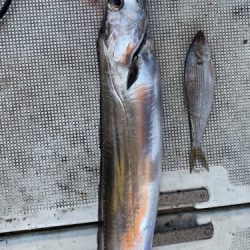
(101, 0), (147, 66)
(192, 31), (211, 62)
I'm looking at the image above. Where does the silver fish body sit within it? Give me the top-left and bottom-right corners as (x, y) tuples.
(97, 0), (162, 249)
(185, 31), (215, 172)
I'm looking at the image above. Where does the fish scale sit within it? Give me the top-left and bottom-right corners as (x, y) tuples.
(185, 31), (215, 172)
(97, 0), (162, 249)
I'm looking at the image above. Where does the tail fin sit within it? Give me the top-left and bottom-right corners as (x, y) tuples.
(190, 148), (209, 173)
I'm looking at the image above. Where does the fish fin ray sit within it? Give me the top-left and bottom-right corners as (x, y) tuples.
(190, 148), (209, 173)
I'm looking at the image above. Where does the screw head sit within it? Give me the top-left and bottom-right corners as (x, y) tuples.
(205, 227), (213, 236)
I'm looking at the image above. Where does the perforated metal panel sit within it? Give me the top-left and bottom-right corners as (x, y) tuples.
(230, 231), (250, 250)
(0, 0), (103, 230)
(151, 0), (250, 185)
(0, 0), (249, 233)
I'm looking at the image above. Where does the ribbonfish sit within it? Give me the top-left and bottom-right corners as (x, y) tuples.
(97, 0), (163, 249)
(184, 31), (215, 173)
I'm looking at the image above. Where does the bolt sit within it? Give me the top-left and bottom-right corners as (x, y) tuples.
(205, 227), (212, 236)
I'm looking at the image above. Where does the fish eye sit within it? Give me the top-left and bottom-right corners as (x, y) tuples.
(199, 37), (205, 44)
(108, 0), (124, 11)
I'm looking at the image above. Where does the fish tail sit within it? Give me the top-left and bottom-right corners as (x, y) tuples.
(190, 148), (209, 173)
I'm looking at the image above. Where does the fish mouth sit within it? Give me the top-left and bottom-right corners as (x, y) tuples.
(197, 31), (206, 44)
(196, 30), (205, 38)
(119, 13), (148, 66)
(189, 30), (206, 47)
(194, 30), (206, 44)
(185, 30), (207, 60)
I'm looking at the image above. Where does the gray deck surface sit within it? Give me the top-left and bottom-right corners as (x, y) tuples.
(1, 206), (250, 250)
(0, 0), (249, 237)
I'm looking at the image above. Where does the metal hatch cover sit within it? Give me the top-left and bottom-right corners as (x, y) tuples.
(0, 0), (249, 233)
(1, 206), (250, 250)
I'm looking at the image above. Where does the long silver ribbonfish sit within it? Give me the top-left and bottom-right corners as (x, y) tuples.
(185, 31), (215, 173)
(97, 0), (162, 249)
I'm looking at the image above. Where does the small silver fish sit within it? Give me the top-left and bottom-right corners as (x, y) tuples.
(184, 31), (215, 173)
(97, 0), (162, 249)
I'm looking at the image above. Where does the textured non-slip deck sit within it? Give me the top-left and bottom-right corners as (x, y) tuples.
(0, 0), (249, 232)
